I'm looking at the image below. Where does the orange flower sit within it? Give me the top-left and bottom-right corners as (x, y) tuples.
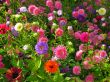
(44, 60), (59, 73)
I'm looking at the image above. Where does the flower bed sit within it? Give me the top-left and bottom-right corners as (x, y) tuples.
(0, 0), (110, 82)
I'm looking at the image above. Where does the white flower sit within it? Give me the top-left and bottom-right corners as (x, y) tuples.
(20, 7), (27, 13)
(57, 10), (63, 16)
(23, 44), (30, 50)
(14, 23), (23, 32)
(48, 16), (53, 21)
(68, 26), (73, 30)
(97, 8), (106, 15)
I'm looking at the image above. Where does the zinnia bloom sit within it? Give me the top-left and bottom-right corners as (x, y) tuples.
(85, 74), (94, 82)
(5, 67), (22, 82)
(0, 24), (10, 34)
(72, 66), (81, 75)
(44, 60), (59, 73)
(35, 41), (48, 55)
(80, 32), (89, 43)
(54, 45), (67, 59)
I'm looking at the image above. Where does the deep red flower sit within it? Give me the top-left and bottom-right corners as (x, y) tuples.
(96, 16), (103, 21)
(0, 24), (10, 34)
(5, 67), (22, 82)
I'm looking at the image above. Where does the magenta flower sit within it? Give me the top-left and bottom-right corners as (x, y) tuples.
(72, 66), (81, 75)
(80, 32), (89, 43)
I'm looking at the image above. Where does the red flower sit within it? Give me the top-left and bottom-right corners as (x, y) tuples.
(5, 67), (22, 82)
(96, 16), (103, 21)
(0, 24), (10, 34)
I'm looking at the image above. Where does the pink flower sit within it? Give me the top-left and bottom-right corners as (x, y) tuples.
(5, 0), (10, 5)
(55, 1), (62, 10)
(28, 5), (36, 14)
(0, 55), (3, 61)
(33, 7), (40, 15)
(85, 74), (94, 82)
(0, 62), (5, 68)
(37, 28), (45, 37)
(74, 31), (81, 40)
(99, 50), (107, 58)
(48, 13), (55, 21)
(72, 11), (79, 18)
(83, 61), (93, 70)
(55, 28), (63, 37)
(54, 45), (67, 59)
(78, 9), (85, 15)
(92, 55), (101, 64)
(39, 37), (48, 43)
(75, 50), (83, 61)
(46, 0), (53, 7)
(72, 66), (81, 75)
(58, 17), (67, 26)
(80, 32), (89, 43)
(83, 2), (88, 6)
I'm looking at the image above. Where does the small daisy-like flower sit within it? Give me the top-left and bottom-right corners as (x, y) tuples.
(35, 41), (48, 55)
(97, 8), (106, 15)
(55, 28), (63, 37)
(72, 66), (81, 75)
(44, 60), (59, 73)
(14, 23), (23, 32)
(5, 67), (22, 82)
(54, 45), (67, 59)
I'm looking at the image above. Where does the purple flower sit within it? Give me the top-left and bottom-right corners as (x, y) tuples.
(35, 42), (48, 55)
(60, 66), (70, 73)
(11, 27), (19, 37)
(77, 15), (86, 22)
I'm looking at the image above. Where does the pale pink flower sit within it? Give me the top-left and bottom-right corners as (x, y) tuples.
(92, 55), (101, 64)
(99, 50), (107, 58)
(75, 50), (83, 61)
(54, 45), (67, 59)
(72, 66), (81, 75)
(74, 31), (81, 40)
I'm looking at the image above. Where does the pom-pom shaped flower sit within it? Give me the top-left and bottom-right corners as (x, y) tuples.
(35, 41), (48, 55)
(5, 67), (22, 82)
(80, 32), (89, 43)
(54, 45), (67, 59)
(72, 66), (81, 75)
(44, 60), (59, 73)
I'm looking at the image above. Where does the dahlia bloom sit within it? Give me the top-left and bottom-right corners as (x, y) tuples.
(54, 45), (67, 59)
(44, 60), (59, 73)
(85, 74), (94, 82)
(75, 50), (83, 61)
(0, 24), (10, 34)
(55, 28), (63, 37)
(72, 66), (81, 75)
(80, 32), (89, 43)
(35, 41), (48, 55)
(55, 1), (62, 10)
(5, 67), (22, 82)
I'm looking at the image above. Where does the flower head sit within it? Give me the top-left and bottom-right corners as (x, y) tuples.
(5, 67), (22, 82)
(72, 66), (81, 75)
(80, 32), (89, 43)
(35, 41), (48, 55)
(14, 23), (23, 32)
(85, 74), (94, 82)
(44, 60), (59, 73)
(54, 45), (67, 59)
(0, 24), (10, 34)
(97, 8), (106, 15)
(55, 28), (63, 37)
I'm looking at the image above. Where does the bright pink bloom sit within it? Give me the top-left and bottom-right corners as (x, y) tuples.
(92, 55), (102, 64)
(83, 61), (93, 70)
(55, 1), (62, 10)
(37, 28), (45, 37)
(72, 11), (79, 18)
(39, 37), (48, 43)
(58, 17), (67, 26)
(85, 74), (94, 82)
(55, 28), (63, 37)
(0, 62), (5, 68)
(5, 0), (10, 5)
(33, 7), (40, 15)
(74, 31), (81, 39)
(0, 24), (10, 34)
(46, 0), (53, 7)
(54, 45), (67, 59)
(0, 55), (3, 61)
(80, 32), (89, 43)
(99, 50), (107, 58)
(78, 9), (85, 15)
(72, 66), (81, 75)
(28, 5), (36, 14)
(75, 50), (83, 61)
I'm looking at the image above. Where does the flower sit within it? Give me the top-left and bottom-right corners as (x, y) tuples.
(54, 45), (67, 59)
(57, 10), (63, 16)
(74, 31), (81, 40)
(77, 15), (86, 22)
(99, 50), (107, 58)
(55, 28), (63, 37)
(0, 62), (5, 68)
(46, 0), (53, 7)
(85, 74), (94, 82)
(75, 50), (83, 61)
(97, 8), (106, 15)
(80, 32), (89, 43)
(38, 37), (48, 43)
(0, 24), (10, 34)
(11, 27), (19, 37)
(20, 6), (27, 13)
(44, 60), (59, 73)
(28, 5), (36, 14)
(37, 28), (45, 37)
(14, 23), (23, 32)
(58, 17), (67, 26)
(60, 66), (69, 73)
(5, 67), (22, 82)
(55, 1), (62, 10)
(33, 7), (40, 15)
(23, 44), (30, 51)
(35, 41), (48, 55)
(72, 66), (81, 75)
